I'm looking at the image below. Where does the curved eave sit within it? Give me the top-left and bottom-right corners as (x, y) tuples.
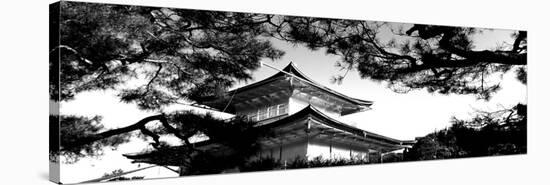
(205, 62), (373, 111)
(224, 62), (307, 94)
(260, 105), (404, 146)
(280, 62), (373, 107)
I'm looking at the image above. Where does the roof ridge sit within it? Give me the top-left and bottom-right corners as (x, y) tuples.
(204, 61), (373, 114)
(281, 62), (373, 105)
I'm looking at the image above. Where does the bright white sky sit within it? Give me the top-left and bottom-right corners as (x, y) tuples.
(58, 25), (526, 183)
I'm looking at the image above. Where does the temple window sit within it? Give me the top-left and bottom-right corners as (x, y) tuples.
(268, 105), (278, 117)
(258, 108), (268, 120)
(277, 103), (288, 115)
(246, 103), (288, 122)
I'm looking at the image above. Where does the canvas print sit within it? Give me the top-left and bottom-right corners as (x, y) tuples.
(50, 1), (527, 184)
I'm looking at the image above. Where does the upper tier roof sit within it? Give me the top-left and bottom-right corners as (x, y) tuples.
(234, 62), (372, 104)
(202, 62), (373, 115)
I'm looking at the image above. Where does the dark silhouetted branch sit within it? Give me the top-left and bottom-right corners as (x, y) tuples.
(61, 114), (165, 151)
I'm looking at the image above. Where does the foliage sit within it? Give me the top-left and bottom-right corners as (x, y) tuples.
(381, 152), (403, 163)
(54, 1), (284, 106)
(270, 18), (526, 99)
(51, 115), (132, 163)
(53, 1), (527, 105)
(50, 1), (283, 164)
(163, 112), (269, 175)
(287, 156), (371, 169)
(240, 157), (282, 172)
(240, 156), (373, 172)
(404, 104), (526, 160)
(101, 169), (144, 182)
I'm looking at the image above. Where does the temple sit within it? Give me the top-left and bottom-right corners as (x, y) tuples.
(125, 62), (414, 169)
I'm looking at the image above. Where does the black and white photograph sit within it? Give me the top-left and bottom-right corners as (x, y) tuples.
(6, 0), (550, 184)
(47, 1), (531, 184)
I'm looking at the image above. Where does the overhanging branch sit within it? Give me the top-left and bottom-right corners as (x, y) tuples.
(61, 114), (166, 151)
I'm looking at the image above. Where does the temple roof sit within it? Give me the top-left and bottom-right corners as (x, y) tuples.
(202, 62), (373, 115)
(260, 105), (406, 146)
(238, 62), (372, 104)
(123, 105), (414, 165)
